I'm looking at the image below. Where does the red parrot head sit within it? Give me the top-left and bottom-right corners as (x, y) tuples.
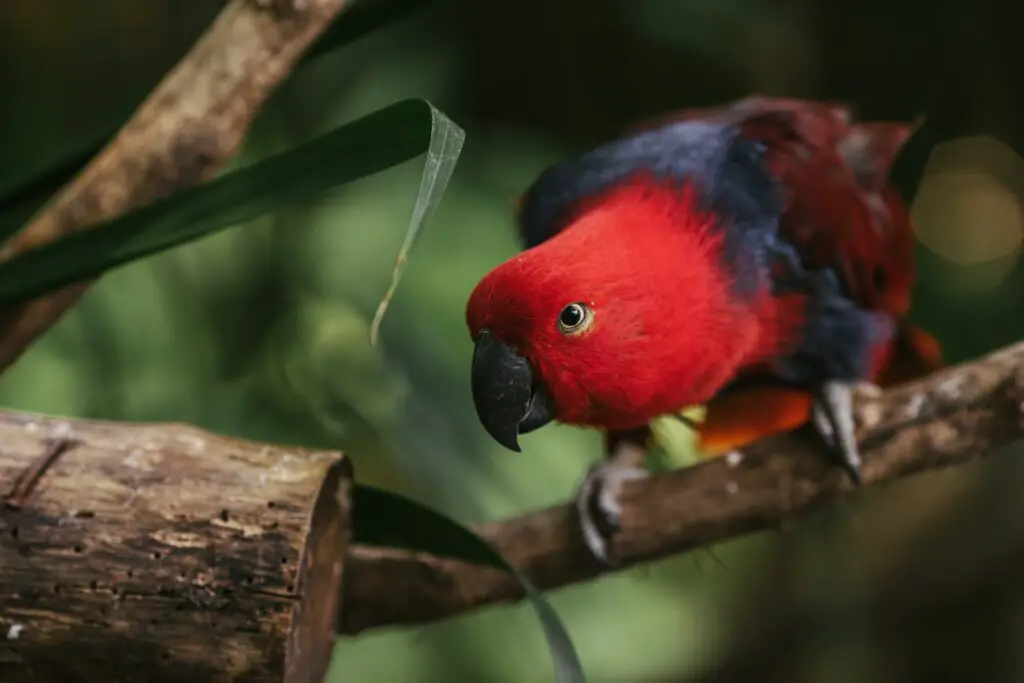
(465, 177), (770, 451)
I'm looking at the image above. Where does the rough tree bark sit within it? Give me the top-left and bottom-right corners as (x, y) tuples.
(0, 2), (361, 681)
(0, 412), (351, 683)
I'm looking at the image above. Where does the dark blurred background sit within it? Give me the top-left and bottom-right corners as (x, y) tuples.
(1, 1), (1023, 681)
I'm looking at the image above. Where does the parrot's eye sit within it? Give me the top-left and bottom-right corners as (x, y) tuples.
(557, 302), (593, 336)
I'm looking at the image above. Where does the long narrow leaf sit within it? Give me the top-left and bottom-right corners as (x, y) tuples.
(0, 0), (431, 237)
(369, 99), (463, 344)
(353, 485), (588, 683)
(0, 99), (458, 306)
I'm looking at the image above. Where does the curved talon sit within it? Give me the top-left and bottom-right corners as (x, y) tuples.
(812, 379), (874, 485)
(576, 462), (650, 565)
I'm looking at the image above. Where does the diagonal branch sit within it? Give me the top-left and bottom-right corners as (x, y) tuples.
(689, 448), (1024, 683)
(340, 340), (1024, 635)
(0, 0), (352, 374)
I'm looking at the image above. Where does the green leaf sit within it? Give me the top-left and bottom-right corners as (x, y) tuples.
(352, 485), (588, 683)
(0, 99), (462, 308)
(0, 0), (431, 238)
(369, 98), (464, 344)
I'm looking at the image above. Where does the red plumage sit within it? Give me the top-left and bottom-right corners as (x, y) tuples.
(629, 97), (940, 454)
(466, 95), (943, 460)
(468, 179), (782, 430)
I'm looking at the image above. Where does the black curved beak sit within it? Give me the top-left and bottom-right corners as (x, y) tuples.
(471, 329), (554, 451)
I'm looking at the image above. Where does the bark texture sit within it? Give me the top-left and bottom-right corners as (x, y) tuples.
(341, 340), (1024, 634)
(0, 412), (351, 683)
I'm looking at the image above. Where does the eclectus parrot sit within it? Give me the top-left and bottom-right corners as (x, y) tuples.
(465, 96), (943, 563)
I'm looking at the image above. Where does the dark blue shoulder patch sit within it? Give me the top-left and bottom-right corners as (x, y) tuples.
(518, 121), (782, 242)
(516, 121), (785, 295)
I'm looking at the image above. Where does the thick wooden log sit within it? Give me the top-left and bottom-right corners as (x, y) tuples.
(0, 411), (351, 683)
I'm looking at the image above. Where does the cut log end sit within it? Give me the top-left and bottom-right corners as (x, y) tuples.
(0, 411), (352, 683)
(286, 456), (351, 683)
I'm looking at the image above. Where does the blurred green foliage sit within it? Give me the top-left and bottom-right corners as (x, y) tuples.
(1, 0), (1024, 681)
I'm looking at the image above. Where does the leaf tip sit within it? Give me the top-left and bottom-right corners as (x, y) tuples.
(368, 278), (397, 347)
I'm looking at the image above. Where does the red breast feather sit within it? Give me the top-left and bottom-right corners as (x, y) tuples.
(467, 178), (788, 430)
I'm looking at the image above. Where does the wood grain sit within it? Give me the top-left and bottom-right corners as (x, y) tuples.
(0, 412), (351, 683)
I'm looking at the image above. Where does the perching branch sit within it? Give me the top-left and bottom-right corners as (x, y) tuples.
(0, 346), (1020, 665)
(0, 0), (352, 375)
(340, 340), (1024, 635)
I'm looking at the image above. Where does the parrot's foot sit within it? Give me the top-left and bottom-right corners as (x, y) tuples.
(576, 437), (649, 565)
(812, 380), (880, 484)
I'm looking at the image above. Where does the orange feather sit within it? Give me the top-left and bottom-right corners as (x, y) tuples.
(694, 321), (944, 457)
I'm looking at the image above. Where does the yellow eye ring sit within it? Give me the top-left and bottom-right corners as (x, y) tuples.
(557, 302), (594, 336)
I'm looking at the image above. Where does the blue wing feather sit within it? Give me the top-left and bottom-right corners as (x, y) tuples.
(517, 120), (784, 296)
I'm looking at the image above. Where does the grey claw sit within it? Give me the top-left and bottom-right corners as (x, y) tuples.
(576, 462), (649, 564)
(813, 380), (864, 485)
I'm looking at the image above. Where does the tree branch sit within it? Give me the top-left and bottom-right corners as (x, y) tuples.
(340, 340), (1024, 635)
(691, 450), (1024, 683)
(0, 0), (352, 375)
(0, 344), (1020, 653)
